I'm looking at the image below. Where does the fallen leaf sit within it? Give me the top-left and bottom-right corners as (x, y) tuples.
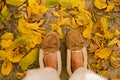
(111, 56), (117, 61)
(6, 0), (26, 6)
(100, 70), (108, 76)
(28, 0), (47, 14)
(1, 32), (14, 40)
(9, 37), (28, 50)
(59, 0), (80, 9)
(46, 0), (58, 8)
(113, 29), (120, 36)
(51, 24), (64, 39)
(95, 48), (112, 59)
(57, 18), (71, 26)
(0, 40), (13, 49)
(1, 5), (9, 17)
(94, 0), (107, 9)
(108, 38), (120, 48)
(1, 60), (12, 75)
(6, 51), (24, 63)
(77, 12), (90, 26)
(0, 50), (7, 60)
(17, 18), (33, 35)
(88, 42), (98, 53)
(100, 17), (113, 39)
(0, 13), (6, 22)
(20, 48), (39, 70)
(83, 21), (93, 39)
(16, 71), (27, 79)
(105, 1), (115, 12)
(51, 11), (61, 18)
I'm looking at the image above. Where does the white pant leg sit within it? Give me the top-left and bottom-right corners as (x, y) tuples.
(22, 67), (60, 80)
(69, 67), (107, 80)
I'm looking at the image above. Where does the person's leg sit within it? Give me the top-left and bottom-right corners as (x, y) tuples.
(22, 67), (60, 80)
(22, 31), (60, 80)
(69, 67), (106, 80)
(66, 30), (106, 80)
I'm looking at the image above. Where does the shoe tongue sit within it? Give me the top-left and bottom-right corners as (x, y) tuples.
(43, 35), (59, 53)
(68, 32), (84, 51)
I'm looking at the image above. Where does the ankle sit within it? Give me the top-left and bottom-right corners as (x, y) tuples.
(71, 51), (84, 72)
(44, 52), (57, 70)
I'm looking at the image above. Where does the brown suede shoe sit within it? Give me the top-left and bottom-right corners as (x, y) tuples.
(66, 30), (84, 51)
(41, 31), (60, 53)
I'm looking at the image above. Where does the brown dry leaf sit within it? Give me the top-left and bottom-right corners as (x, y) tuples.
(88, 42), (98, 53)
(95, 48), (112, 59)
(1, 60), (12, 75)
(94, 0), (107, 9)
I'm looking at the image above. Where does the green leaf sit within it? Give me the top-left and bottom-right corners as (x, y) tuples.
(9, 37), (28, 50)
(20, 48), (39, 70)
(46, 0), (58, 8)
(6, 0), (27, 6)
(0, 13), (6, 22)
(78, 12), (90, 25)
(1, 5), (9, 17)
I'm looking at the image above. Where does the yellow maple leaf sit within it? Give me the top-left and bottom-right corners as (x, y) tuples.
(1, 60), (12, 75)
(95, 48), (112, 59)
(6, 51), (24, 63)
(30, 33), (42, 45)
(0, 50), (7, 60)
(6, 0), (26, 6)
(113, 29), (120, 36)
(100, 17), (113, 39)
(57, 18), (71, 26)
(51, 24), (64, 39)
(0, 40), (13, 49)
(1, 32), (14, 40)
(28, 0), (40, 14)
(78, 0), (85, 11)
(94, 0), (107, 9)
(16, 71), (27, 79)
(1, 5), (9, 17)
(70, 18), (79, 28)
(28, 0), (47, 14)
(51, 11), (61, 18)
(108, 38), (120, 49)
(83, 21), (93, 39)
(17, 18), (33, 35)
